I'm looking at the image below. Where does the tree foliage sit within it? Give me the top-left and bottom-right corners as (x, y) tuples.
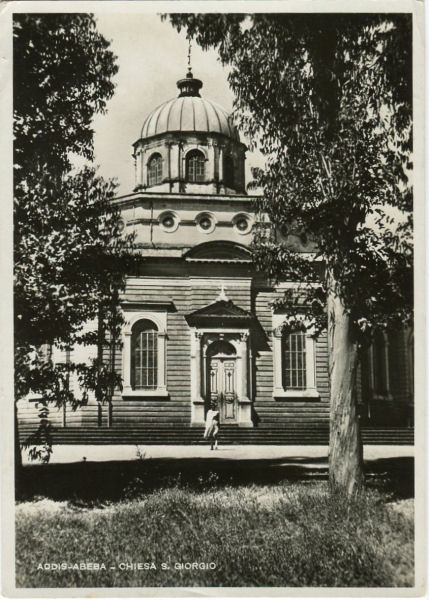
(15, 167), (135, 398)
(14, 14), (135, 463)
(167, 13), (413, 494)
(14, 13), (117, 177)
(168, 13), (412, 337)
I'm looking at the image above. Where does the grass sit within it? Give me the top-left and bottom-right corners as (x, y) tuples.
(16, 478), (414, 588)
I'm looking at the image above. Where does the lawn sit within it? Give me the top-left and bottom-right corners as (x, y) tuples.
(16, 478), (414, 588)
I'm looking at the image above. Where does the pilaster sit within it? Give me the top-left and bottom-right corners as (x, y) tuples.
(190, 329), (205, 425)
(238, 331), (252, 427)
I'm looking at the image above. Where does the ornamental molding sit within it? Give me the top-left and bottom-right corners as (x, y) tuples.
(121, 299), (175, 312)
(272, 313), (317, 338)
(122, 310), (168, 335)
(272, 326), (283, 339)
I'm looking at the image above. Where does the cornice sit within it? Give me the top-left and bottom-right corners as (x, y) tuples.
(113, 191), (257, 209)
(133, 129), (247, 152)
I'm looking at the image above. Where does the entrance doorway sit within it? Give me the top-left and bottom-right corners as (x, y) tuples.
(207, 340), (238, 424)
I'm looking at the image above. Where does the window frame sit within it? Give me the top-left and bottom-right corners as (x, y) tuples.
(281, 330), (307, 390)
(232, 213), (252, 235)
(186, 149), (205, 183)
(368, 330), (392, 400)
(131, 320), (159, 391)
(122, 312), (168, 398)
(147, 153), (163, 186)
(272, 314), (319, 399)
(158, 210), (180, 233)
(195, 211), (216, 234)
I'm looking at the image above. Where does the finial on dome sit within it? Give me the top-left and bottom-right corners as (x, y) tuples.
(187, 37), (192, 74)
(177, 36), (203, 97)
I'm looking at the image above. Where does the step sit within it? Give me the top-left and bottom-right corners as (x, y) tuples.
(19, 425), (414, 446)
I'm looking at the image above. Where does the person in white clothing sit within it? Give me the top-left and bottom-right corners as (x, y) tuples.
(204, 404), (220, 450)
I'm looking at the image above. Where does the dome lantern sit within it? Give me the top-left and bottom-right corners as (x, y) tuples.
(177, 69), (203, 98)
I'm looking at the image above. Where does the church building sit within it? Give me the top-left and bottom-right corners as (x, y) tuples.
(18, 68), (414, 445)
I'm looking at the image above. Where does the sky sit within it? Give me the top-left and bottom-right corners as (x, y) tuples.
(90, 13), (262, 195)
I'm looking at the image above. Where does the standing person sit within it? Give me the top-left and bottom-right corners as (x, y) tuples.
(204, 403), (220, 450)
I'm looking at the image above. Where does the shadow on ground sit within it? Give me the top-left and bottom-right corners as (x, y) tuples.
(17, 454), (414, 503)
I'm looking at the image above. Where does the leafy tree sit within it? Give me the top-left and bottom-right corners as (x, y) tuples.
(14, 13), (117, 177)
(15, 166), (135, 395)
(168, 13), (413, 496)
(14, 14), (135, 475)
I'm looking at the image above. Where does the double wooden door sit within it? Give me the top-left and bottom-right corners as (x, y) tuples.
(208, 358), (237, 423)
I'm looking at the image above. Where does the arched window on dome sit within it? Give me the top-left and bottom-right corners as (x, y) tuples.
(147, 153), (163, 186)
(131, 319), (158, 390)
(224, 154), (235, 188)
(186, 150), (205, 183)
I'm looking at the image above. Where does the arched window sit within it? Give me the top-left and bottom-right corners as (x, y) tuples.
(186, 150), (205, 182)
(272, 315), (318, 398)
(131, 319), (158, 390)
(147, 153), (163, 186)
(224, 154), (234, 187)
(282, 331), (307, 390)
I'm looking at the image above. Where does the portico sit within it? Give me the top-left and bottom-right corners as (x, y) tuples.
(187, 296), (253, 427)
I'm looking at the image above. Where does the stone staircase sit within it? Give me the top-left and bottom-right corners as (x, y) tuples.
(19, 424), (414, 445)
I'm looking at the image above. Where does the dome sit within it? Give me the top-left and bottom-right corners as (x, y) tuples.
(133, 70), (246, 195)
(140, 71), (240, 142)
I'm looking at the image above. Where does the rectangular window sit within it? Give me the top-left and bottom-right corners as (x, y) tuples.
(282, 332), (307, 390)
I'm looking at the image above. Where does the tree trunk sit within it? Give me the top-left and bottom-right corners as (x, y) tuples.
(327, 273), (364, 496)
(15, 399), (22, 498)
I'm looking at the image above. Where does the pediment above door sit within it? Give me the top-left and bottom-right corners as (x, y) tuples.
(186, 299), (253, 328)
